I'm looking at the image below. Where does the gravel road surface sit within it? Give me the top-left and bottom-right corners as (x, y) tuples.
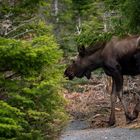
(60, 128), (140, 140)
(60, 120), (140, 140)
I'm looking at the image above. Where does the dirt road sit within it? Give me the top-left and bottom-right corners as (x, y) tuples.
(60, 127), (140, 140)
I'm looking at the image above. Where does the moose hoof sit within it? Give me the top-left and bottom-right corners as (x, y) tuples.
(126, 116), (134, 124)
(108, 120), (116, 126)
(126, 116), (137, 124)
(126, 119), (132, 124)
(125, 113), (137, 123)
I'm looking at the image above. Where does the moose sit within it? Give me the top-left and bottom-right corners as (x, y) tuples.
(64, 35), (140, 126)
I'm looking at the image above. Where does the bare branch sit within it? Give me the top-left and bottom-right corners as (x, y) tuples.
(5, 72), (20, 80)
(5, 17), (37, 37)
(12, 29), (34, 39)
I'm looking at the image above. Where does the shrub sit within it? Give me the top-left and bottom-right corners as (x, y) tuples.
(0, 34), (68, 139)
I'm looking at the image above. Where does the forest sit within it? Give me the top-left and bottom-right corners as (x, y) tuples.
(0, 0), (140, 140)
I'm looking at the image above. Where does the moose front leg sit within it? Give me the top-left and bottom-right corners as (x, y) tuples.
(104, 61), (131, 125)
(109, 79), (117, 126)
(104, 62), (123, 126)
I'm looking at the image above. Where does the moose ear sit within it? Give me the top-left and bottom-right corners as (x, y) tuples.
(78, 45), (85, 57)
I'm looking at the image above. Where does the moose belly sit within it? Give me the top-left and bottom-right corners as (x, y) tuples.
(120, 57), (140, 76)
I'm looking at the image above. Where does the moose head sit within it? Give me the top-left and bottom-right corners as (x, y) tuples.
(64, 45), (92, 80)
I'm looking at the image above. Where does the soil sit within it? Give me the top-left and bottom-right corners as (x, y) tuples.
(64, 75), (140, 129)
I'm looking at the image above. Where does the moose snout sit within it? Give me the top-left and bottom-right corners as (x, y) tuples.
(64, 69), (68, 77)
(64, 68), (74, 80)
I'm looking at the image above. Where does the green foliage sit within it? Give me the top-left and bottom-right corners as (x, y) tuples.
(0, 0), (68, 140)
(74, 0), (140, 46)
(0, 37), (53, 75)
(0, 28), (68, 139)
(0, 0), (52, 39)
(121, 0), (140, 33)
(2, 0), (140, 139)
(72, 0), (93, 15)
(75, 19), (113, 46)
(104, 0), (140, 34)
(0, 0), (42, 20)
(0, 101), (26, 138)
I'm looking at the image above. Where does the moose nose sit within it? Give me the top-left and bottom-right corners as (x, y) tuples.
(64, 69), (68, 77)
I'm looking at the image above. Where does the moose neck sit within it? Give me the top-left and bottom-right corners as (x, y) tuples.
(87, 48), (103, 71)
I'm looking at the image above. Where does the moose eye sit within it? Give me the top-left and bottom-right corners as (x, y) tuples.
(71, 59), (75, 64)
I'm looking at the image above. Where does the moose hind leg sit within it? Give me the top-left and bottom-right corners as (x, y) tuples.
(129, 94), (140, 121)
(117, 87), (135, 123)
(132, 103), (140, 120)
(120, 96), (133, 123)
(121, 91), (140, 123)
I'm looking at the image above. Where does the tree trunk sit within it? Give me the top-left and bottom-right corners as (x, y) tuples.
(76, 14), (82, 35)
(54, 0), (59, 22)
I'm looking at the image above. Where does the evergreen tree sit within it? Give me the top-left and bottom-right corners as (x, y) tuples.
(0, 1), (68, 139)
